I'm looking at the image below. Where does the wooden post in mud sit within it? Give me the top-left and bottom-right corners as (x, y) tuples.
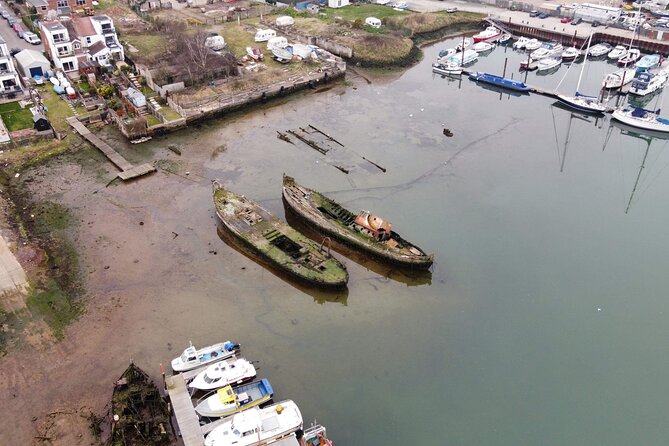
(502, 57), (508, 78)
(160, 363), (166, 390)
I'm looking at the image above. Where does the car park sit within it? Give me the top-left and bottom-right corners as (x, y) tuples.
(571, 17), (582, 25)
(23, 32), (41, 45)
(561, 17), (571, 23)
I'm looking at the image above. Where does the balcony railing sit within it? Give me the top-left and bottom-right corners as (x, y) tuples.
(101, 27), (116, 34)
(53, 37), (70, 43)
(57, 50), (74, 57)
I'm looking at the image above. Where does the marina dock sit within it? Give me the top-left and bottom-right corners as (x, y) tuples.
(66, 117), (156, 181)
(166, 373), (204, 446)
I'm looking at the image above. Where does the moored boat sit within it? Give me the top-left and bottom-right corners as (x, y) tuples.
(447, 49), (478, 66)
(302, 423), (333, 446)
(513, 36), (531, 49)
(612, 107), (669, 133)
(629, 71), (668, 96)
(561, 46), (581, 61)
(472, 41), (494, 53)
(498, 34), (511, 44)
(438, 47), (456, 58)
(188, 357), (257, 392)
(282, 175), (434, 269)
(204, 400), (303, 446)
(537, 57), (561, 72)
(468, 72), (530, 92)
(212, 181), (348, 289)
(524, 39), (542, 51)
(556, 92), (607, 113)
(618, 48), (641, 66)
(588, 42), (612, 57)
(172, 341), (240, 372)
(608, 45), (628, 60)
(432, 60), (463, 75)
(473, 26), (501, 43)
(531, 41), (563, 60)
(602, 67), (636, 88)
(194, 379), (274, 418)
(635, 53), (661, 72)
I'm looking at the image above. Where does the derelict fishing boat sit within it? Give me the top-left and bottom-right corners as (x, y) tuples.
(282, 175), (433, 269)
(172, 340), (240, 372)
(195, 379), (273, 418)
(188, 357), (257, 391)
(213, 181), (348, 289)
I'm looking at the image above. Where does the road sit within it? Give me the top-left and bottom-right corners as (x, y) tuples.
(0, 1), (44, 53)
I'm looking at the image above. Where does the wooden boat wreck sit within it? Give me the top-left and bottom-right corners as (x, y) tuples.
(213, 180), (348, 289)
(282, 175), (434, 269)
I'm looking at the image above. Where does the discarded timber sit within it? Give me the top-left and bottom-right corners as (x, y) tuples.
(286, 130), (329, 154)
(308, 124), (345, 147)
(276, 131), (293, 144)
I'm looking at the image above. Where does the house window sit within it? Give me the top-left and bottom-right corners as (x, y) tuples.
(86, 37), (91, 44)
(2, 79), (16, 89)
(62, 61), (74, 71)
(41, 5), (47, 10)
(74, 42), (80, 49)
(0, 63), (8, 72)
(76, 0), (86, 5)
(53, 33), (66, 43)
(57, 46), (71, 56)
(57, 0), (68, 7)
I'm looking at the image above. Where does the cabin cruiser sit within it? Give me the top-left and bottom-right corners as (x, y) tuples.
(473, 26), (502, 42)
(513, 36), (531, 49)
(608, 45), (628, 60)
(447, 49), (478, 66)
(629, 71), (668, 96)
(635, 54), (661, 72)
(602, 68), (636, 88)
(524, 39), (542, 51)
(472, 41), (495, 53)
(561, 47), (582, 61)
(188, 357), (257, 391)
(531, 42), (563, 60)
(588, 42), (612, 57)
(537, 57), (562, 72)
(172, 341), (240, 372)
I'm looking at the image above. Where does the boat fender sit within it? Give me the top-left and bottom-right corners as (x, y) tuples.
(276, 404), (283, 414)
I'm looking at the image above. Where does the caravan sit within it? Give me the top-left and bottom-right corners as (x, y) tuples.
(365, 17), (382, 28)
(255, 29), (277, 42)
(267, 36), (288, 50)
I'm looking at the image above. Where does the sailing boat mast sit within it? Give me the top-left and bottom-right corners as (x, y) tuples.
(575, 32), (593, 95)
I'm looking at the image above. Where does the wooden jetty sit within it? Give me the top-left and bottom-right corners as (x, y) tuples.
(166, 373), (205, 446)
(66, 117), (155, 181)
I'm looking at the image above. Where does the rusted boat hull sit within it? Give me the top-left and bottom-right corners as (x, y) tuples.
(213, 181), (348, 289)
(282, 176), (434, 270)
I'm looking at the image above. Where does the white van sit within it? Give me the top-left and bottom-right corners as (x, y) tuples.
(276, 15), (294, 27)
(255, 29), (277, 42)
(267, 36), (288, 50)
(365, 17), (382, 28)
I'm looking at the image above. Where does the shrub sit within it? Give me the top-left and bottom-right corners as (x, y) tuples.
(97, 84), (114, 99)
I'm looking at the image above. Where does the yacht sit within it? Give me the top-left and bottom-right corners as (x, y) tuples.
(612, 107), (669, 133)
(618, 48), (641, 66)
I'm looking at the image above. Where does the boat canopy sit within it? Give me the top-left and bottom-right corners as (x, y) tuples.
(217, 386), (237, 405)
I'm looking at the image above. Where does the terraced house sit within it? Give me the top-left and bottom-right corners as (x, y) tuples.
(0, 37), (22, 99)
(40, 15), (124, 74)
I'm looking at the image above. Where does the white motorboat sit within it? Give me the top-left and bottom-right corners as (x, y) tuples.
(524, 39), (543, 51)
(188, 357), (257, 391)
(171, 341), (240, 372)
(629, 71), (667, 96)
(602, 68), (636, 88)
(195, 379), (273, 418)
(588, 42), (612, 57)
(513, 36), (531, 49)
(635, 53), (661, 71)
(204, 400), (303, 446)
(473, 26), (501, 43)
(612, 107), (669, 133)
(618, 48), (641, 66)
(537, 57), (562, 72)
(456, 37), (472, 52)
(498, 34), (511, 44)
(432, 61), (463, 75)
(561, 47), (582, 61)
(531, 42), (563, 60)
(272, 46), (293, 63)
(608, 45), (628, 60)
(438, 47), (456, 58)
(472, 41), (494, 53)
(447, 49), (478, 66)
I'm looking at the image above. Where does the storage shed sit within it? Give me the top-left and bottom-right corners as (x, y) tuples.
(33, 113), (51, 131)
(14, 49), (51, 79)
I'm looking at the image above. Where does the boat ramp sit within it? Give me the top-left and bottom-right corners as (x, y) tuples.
(66, 117), (156, 181)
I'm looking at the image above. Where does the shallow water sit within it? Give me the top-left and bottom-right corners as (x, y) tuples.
(9, 36), (669, 445)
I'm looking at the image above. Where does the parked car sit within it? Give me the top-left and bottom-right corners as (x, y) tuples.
(7, 17), (17, 26)
(0, 10), (8, 19)
(571, 17), (582, 25)
(529, 9), (540, 17)
(23, 32), (41, 45)
(538, 12), (550, 19)
(13, 23), (25, 38)
(560, 17), (571, 23)
(592, 20), (601, 27)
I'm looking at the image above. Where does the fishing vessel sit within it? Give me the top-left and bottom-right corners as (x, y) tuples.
(282, 175), (434, 269)
(635, 54), (661, 72)
(602, 67), (636, 88)
(588, 42), (612, 57)
(612, 107), (669, 133)
(468, 72), (531, 92)
(629, 71), (668, 96)
(618, 48), (641, 66)
(172, 341), (240, 372)
(204, 400), (303, 446)
(473, 26), (501, 43)
(188, 357), (257, 392)
(194, 379), (274, 418)
(212, 181), (349, 289)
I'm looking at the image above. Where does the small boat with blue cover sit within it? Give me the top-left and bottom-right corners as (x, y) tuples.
(468, 72), (530, 92)
(612, 107), (669, 133)
(195, 378), (274, 418)
(172, 340), (240, 372)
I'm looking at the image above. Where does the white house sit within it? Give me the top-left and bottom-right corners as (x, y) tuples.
(0, 37), (22, 96)
(40, 15), (124, 73)
(328, 0), (349, 8)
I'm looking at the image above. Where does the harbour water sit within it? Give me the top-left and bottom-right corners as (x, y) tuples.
(8, 36), (669, 445)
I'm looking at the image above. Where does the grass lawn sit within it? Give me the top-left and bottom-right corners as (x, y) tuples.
(0, 102), (33, 132)
(145, 114), (161, 127)
(38, 87), (74, 132)
(160, 106), (183, 121)
(123, 33), (168, 63)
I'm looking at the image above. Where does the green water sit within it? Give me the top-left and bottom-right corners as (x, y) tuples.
(106, 38), (669, 445)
